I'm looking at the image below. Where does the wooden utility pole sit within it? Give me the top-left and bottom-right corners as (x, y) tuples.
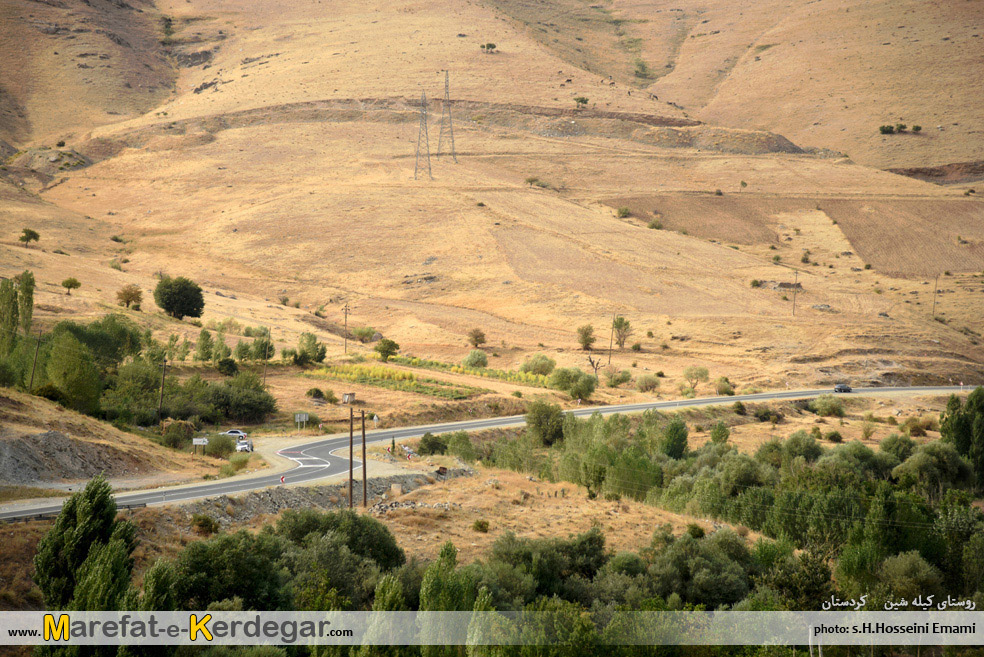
(792, 270), (799, 316)
(348, 407), (354, 509)
(343, 303), (350, 354)
(931, 273), (940, 317)
(158, 359), (167, 421)
(607, 311), (616, 365)
(361, 410), (367, 508)
(28, 329), (42, 390)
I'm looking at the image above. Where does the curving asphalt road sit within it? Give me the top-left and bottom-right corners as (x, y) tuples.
(0, 385), (969, 522)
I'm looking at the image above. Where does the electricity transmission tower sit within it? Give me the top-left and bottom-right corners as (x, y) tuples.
(414, 91), (432, 180)
(437, 70), (457, 162)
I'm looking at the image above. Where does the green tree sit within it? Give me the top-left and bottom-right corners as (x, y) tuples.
(153, 276), (204, 320)
(16, 270), (34, 335)
(297, 332), (327, 363)
(252, 336), (275, 361)
(116, 283), (142, 309)
(467, 328), (486, 348)
(233, 340), (251, 362)
(139, 559), (177, 611)
(0, 278), (17, 356)
(576, 324), (595, 350)
(19, 228), (40, 246)
(375, 338), (400, 362)
(46, 332), (101, 414)
(659, 418), (689, 459)
(878, 551), (944, 602)
(962, 532), (984, 596)
(612, 316), (632, 349)
(420, 542), (475, 657)
(61, 277), (81, 295)
(173, 530), (291, 610)
(70, 538), (135, 610)
(33, 476), (136, 609)
(358, 575), (414, 657)
(683, 365), (709, 391)
(195, 328), (214, 362)
(710, 421), (730, 444)
(526, 400), (564, 445)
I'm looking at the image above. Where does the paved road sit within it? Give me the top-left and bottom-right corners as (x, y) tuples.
(0, 385), (968, 521)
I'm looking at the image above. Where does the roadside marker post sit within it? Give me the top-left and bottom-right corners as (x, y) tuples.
(349, 407), (354, 509)
(361, 410), (367, 507)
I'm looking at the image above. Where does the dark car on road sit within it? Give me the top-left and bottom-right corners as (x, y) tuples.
(834, 383), (853, 393)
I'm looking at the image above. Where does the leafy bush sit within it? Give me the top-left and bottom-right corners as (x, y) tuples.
(216, 358), (238, 377)
(754, 408), (782, 423)
(810, 394), (845, 417)
(447, 432), (477, 462)
(352, 327), (376, 343)
(616, 207), (631, 218)
(733, 401), (747, 415)
(825, 430), (843, 443)
(472, 519), (490, 533)
(637, 374), (659, 392)
(205, 434), (235, 458)
(162, 421), (194, 449)
(710, 422), (730, 444)
(879, 125), (896, 134)
(605, 369), (631, 388)
(520, 354), (556, 376)
(463, 350), (488, 368)
(191, 514), (219, 536)
(715, 377), (735, 396)
(418, 433), (448, 455)
(549, 367), (596, 401)
(306, 387), (325, 399)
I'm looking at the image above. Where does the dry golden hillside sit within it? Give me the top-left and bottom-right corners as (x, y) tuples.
(489, 0), (984, 170)
(1, 0), (982, 411)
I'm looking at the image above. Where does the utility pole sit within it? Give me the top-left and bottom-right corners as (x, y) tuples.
(348, 407), (354, 509)
(414, 91), (433, 180)
(158, 358), (167, 421)
(931, 273), (940, 317)
(437, 71), (457, 162)
(607, 311), (616, 365)
(262, 332), (269, 386)
(28, 329), (42, 390)
(361, 410), (367, 508)
(792, 270), (799, 316)
(343, 303), (350, 354)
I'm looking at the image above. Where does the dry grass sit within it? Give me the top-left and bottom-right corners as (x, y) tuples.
(0, 0), (980, 465)
(372, 466), (759, 564)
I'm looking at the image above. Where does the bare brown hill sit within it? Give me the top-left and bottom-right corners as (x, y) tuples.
(0, 0), (175, 147)
(487, 0), (984, 170)
(887, 161), (984, 187)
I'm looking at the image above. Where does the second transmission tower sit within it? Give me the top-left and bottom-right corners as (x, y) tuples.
(414, 91), (432, 180)
(437, 70), (457, 162)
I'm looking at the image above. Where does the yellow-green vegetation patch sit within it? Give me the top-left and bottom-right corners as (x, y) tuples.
(306, 364), (489, 400)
